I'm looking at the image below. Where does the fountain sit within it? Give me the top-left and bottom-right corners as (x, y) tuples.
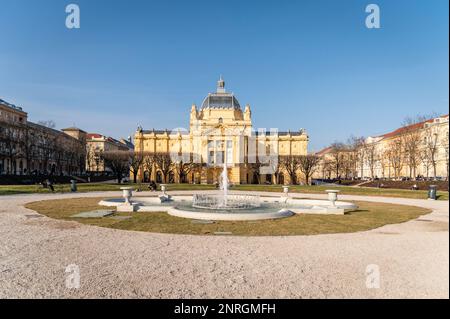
(221, 163), (228, 207)
(192, 164), (261, 210)
(117, 187), (138, 212)
(192, 194), (260, 210)
(159, 184), (172, 203)
(100, 165), (358, 220)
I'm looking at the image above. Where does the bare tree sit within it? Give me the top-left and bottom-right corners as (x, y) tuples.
(18, 124), (36, 175)
(401, 118), (423, 179)
(364, 143), (378, 179)
(73, 137), (86, 175)
(329, 142), (347, 180)
(174, 152), (197, 183)
(298, 154), (320, 185)
(383, 149), (393, 179)
(388, 139), (404, 179)
(0, 123), (21, 174)
(129, 150), (144, 183)
(320, 159), (333, 180)
(102, 150), (131, 184)
(36, 125), (58, 175)
(247, 155), (264, 184)
(268, 158), (282, 184)
(153, 152), (174, 183)
(341, 152), (355, 180)
(348, 136), (365, 179)
(442, 133), (449, 181)
(419, 148), (433, 179)
(279, 154), (301, 184)
(423, 125), (439, 179)
(142, 152), (155, 182)
(379, 150), (390, 178)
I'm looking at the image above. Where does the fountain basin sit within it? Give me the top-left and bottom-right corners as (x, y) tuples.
(99, 195), (358, 221)
(192, 194), (261, 210)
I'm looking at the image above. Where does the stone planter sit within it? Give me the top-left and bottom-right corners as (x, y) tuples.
(120, 187), (134, 205)
(326, 190), (340, 207)
(159, 184), (172, 203)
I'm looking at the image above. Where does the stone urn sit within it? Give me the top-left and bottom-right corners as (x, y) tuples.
(159, 184), (172, 203)
(326, 190), (340, 207)
(120, 187), (134, 205)
(282, 185), (290, 196)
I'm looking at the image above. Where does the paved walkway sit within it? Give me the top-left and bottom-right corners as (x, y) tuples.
(0, 191), (448, 298)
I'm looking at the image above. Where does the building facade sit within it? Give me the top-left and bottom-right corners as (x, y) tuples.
(0, 99), (87, 176)
(134, 78), (309, 184)
(86, 133), (134, 173)
(313, 114), (449, 181)
(357, 114), (449, 180)
(313, 145), (358, 180)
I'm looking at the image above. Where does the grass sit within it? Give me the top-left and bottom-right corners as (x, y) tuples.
(25, 197), (431, 236)
(0, 183), (216, 195)
(2, 182), (448, 200)
(234, 184), (449, 201)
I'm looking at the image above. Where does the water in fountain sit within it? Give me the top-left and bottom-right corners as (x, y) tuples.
(220, 163), (229, 207)
(191, 163), (261, 210)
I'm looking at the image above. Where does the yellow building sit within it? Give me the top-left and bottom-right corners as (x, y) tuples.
(313, 114), (449, 181)
(86, 133), (133, 173)
(358, 114), (449, 180)
(134, 77), (309, 184)
(1, 98), (87, 176)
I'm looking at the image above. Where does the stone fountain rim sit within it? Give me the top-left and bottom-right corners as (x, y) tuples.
(98, 195), (358, 220)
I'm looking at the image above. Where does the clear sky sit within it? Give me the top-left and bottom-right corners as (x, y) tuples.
(0, 0), (448, 151)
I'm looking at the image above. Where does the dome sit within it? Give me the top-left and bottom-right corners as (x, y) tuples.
(201, 93), (241, 109)
(200, 76), (241, 109)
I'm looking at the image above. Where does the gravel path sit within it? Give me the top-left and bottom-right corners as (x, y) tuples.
(0, 191), (448, 299)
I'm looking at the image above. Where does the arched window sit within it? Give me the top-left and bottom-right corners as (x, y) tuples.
(279, 174), (285, 185)
(156, 171), (163, 183)
(143, 171), (150, 183)
(252, 172), (259, 184)
(168, 171), (175, 184)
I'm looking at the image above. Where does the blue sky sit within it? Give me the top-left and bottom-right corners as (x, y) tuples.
(0, 0), (448, 151)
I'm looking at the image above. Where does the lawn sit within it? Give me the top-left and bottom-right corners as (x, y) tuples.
(0, 183), (215, 195)
(3, 182), (448, 200)
(25, 197), (431, 236)
(234, 184), (449, 200)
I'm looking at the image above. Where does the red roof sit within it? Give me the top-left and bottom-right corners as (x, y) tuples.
(86, 133), (103, 139)
(380, 114), (448, 139)
(315, 146), (333, 156)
